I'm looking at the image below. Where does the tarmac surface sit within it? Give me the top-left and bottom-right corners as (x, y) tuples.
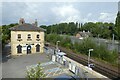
(2, 53), (73, 78)
(2, 53), (50, 78)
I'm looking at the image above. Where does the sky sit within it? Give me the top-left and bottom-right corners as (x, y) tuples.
(1, 2), (119, 26)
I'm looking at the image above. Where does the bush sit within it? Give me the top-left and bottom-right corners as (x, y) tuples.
(26, 63), (46, 80)
(60, 36), (72, 49)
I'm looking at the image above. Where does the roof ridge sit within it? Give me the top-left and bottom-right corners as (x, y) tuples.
(9, 23), (46, 31)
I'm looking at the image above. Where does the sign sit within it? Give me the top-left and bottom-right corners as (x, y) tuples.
(23, 46), (27, 51)
(52, 55), (56, 62)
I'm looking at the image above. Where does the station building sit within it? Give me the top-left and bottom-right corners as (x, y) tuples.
(10, 18), (46, 55)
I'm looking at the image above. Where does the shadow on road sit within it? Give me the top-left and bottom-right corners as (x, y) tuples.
(2, 55), (12, 63)
(2, 44), (11, 63)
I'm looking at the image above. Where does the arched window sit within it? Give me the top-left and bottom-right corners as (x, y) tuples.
(27, 45), (31, 54)
(28, 34), (31, 39)
(18, 34), (21, 39)
(37, 34), (39, 38)
(17, 45), (22, 53)
(36, 44), (40, 52)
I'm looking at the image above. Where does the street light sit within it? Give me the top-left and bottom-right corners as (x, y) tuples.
(88, 49), (93, 68)
(56, 41), (60, 53)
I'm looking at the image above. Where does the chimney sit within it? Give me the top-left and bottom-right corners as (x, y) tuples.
(19, 18), (25, 25)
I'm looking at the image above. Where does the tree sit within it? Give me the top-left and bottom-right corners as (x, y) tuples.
(26, 63), (46, 80)
(115, 11), (120, 40)
(0, 26), (2, 41)
(2, 23), (18, 46)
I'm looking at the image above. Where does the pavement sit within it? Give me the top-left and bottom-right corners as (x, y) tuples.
(2, 43), (73, 78)
(2, 52), (74, 78)
(2, 53), (51, 78)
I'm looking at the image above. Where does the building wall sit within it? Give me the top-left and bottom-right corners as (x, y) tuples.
(11, 31), (44, 55)
(63, 56), (108, 78)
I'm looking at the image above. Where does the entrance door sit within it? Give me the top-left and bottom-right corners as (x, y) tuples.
(17, 45), (22, 54)
(36, 44), (40, 52)
(27, 45), (31, 54)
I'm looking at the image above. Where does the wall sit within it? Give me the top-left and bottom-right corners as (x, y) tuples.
(63, 56), (109, 79)
(11, 30), (44, 55)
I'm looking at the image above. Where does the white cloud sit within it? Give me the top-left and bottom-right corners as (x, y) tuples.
(99, 12), (116, 22)
(82, 18), (98, 23)
(52, 5), (80, 17)
(51, 4), (81, 23)
(2, 2), (117, 25)
(99, 13), (109, 20)
(21, 3), (40, 22)
(60, 15), (80, 23)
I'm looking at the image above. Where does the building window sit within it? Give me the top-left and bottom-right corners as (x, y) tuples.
(17, 34), (22, 41)
(27, 34), (32, 41)
(37, 34), (39, 38)
(36, 34), (40, 41)
(18, 34), (21, 39)
(28, 34), (31, 39)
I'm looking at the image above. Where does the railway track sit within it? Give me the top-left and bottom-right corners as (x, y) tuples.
(48, 44), (119, 79)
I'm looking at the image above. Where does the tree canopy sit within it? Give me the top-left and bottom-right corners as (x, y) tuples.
(40, 21), (117, 40)
(2, 23), (18, 47)
(115, 11), (120, 40)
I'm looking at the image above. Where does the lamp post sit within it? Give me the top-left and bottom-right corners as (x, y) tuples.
(56, 41), (60, 53)
(88, 49), (93, 68)
(112, 34), (114, 50)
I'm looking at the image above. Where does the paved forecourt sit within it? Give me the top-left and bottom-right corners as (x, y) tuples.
(2, 53), (51, 78)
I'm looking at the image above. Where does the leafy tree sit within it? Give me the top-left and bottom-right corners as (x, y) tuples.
(0, 26), (2, 41)
(115, 11), (120, 40)
(41, 22), (78, 35)
(26, 63), (46, 80)
(2, 23), (18, 48)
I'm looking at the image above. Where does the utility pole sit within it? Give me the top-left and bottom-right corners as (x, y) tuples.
(56, 41), (60, 53)
(88, 49), (93, 68)
(112, 34), (114, 50)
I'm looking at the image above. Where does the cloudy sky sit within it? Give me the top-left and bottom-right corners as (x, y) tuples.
(2, 2), (119, 26)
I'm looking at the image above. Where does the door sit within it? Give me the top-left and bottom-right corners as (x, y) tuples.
(36, 44), (40, 52)
(27, 45), (31, 54)
(17, 45), (22, 54)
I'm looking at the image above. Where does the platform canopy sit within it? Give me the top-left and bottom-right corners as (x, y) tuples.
(57, 52), (66, 56)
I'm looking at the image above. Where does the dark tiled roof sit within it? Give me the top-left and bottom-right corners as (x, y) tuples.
(10, 23), (46, 31)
